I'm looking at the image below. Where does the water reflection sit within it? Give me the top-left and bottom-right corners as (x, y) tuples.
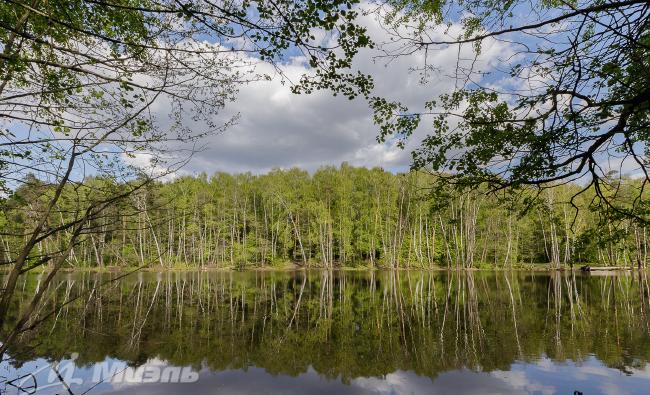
(2, 270), (650, 394)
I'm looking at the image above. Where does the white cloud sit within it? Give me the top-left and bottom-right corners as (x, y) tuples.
(491, 370), (556, 395)
(144, 3), (513, 175)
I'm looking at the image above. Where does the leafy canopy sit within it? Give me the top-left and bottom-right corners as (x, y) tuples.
(370, 0), (650, 221)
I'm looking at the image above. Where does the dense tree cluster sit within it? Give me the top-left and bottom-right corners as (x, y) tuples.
(2, 165), (647, 269)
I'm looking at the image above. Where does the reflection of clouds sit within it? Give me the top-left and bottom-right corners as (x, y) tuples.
(4, 357), (650, 394)
(352, 370), (435, 394)
(628, 365), (650, 379)
(107, 357), (169, 391)
(536, 357), (558, 372)
(530, 356), (650, 395)
(106, 366), (548, 395)
(492, 370), (528, 387)
(0, 356), (200, 394)
(576, 365), (615, 378)
(601, 382), (631, 395)
(354, 369), (558, 395)
(491, 370), (556, 395)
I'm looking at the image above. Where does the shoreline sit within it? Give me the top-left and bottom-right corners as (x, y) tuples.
(4, 263), (648, 274)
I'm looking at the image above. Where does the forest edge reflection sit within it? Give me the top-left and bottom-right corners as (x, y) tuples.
(2, 270), (650, 394)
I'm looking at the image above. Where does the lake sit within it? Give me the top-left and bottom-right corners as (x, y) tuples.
(2, 270), (650, 394)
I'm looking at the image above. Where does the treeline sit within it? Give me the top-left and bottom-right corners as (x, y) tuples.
(1, 164), (648, 269)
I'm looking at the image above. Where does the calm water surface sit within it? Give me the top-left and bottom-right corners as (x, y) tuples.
(2, 270), (650, 394)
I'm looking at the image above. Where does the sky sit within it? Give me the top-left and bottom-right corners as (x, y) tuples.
(141, 7), (511, 176)
(11, 353), (650, 395)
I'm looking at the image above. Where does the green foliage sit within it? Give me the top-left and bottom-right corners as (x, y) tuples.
(1, 166), (648, 270)
(7, 271), (650, 382)
(369, 0), (650, 223)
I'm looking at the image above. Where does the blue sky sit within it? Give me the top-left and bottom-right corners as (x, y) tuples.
(139, 5), (512, 176)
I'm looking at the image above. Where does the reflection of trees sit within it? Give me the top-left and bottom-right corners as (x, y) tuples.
(4, 271), (650, 380)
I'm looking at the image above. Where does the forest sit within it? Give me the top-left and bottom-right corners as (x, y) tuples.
(2, 164), (647, 270)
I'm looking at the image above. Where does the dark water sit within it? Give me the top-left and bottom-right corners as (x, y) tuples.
(2, 270), (650, 394)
